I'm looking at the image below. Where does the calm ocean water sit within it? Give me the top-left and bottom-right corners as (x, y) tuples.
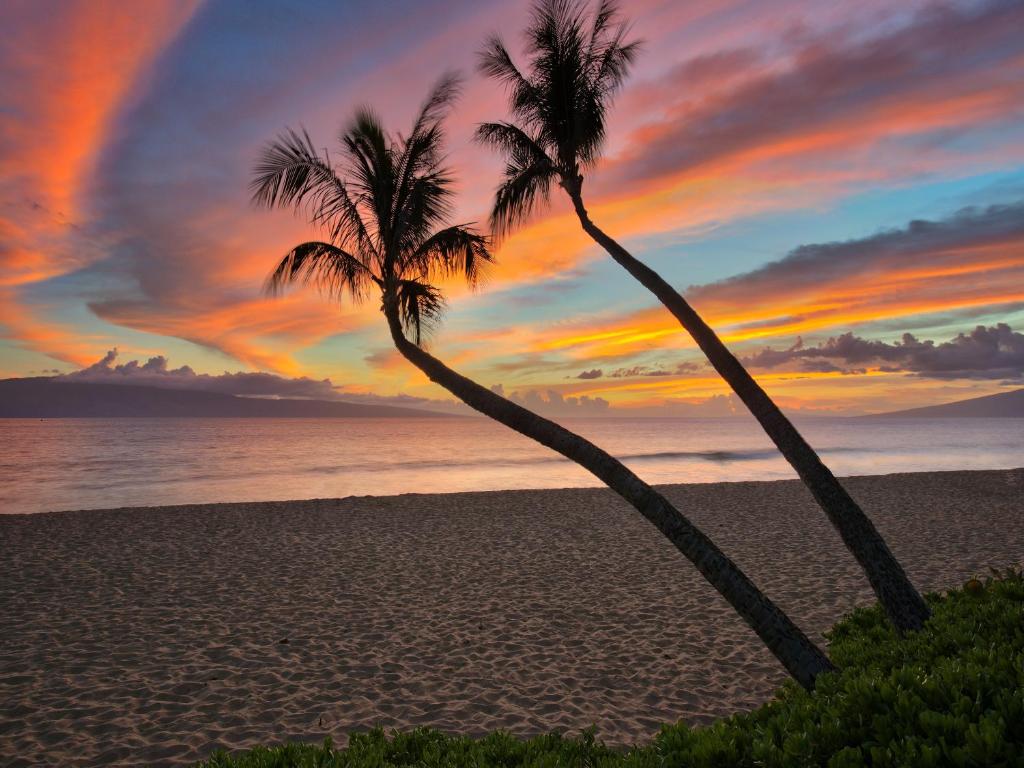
(1, 416), (1021, 514)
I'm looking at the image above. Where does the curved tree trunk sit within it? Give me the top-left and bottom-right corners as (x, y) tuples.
(566, 184), (930, 632)
(383, 301), (834, 690)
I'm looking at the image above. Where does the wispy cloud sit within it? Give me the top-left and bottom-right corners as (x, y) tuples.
(603, 0), (1024, 191)
(522, 202), (1024, 360)
(0, 1), (201, 363)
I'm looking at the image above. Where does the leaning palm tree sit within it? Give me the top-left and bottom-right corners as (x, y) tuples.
(251, 75), (833, 689)
(476, 0), (929, 631)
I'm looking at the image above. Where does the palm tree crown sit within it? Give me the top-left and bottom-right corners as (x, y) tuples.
(251, 74), (492, 344)
(476, 0), (638, 235)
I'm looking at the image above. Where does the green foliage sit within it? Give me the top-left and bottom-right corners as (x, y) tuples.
(197, 569), (1024, 768)
(198, 729), (619, 768)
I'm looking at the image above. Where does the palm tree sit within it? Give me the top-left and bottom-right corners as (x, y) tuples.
(251, 75), (834, 689)
(475, 0), (930, 631)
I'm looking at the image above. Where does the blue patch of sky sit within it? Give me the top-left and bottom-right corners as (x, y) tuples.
(297, 323), (391, 387)
(436, 167), (1024, 337)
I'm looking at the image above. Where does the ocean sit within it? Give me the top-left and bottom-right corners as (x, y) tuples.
(1, 416), (1021, 514)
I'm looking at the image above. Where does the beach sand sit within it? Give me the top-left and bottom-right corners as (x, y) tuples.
(2, 468), (1022, 767)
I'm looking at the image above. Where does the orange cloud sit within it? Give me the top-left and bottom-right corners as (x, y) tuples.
(88, 292), (361, 376)
(0, 289), (99, 367)
(0, 1), (202, 216)
(0, 1), (201, 364)
(525, 260), (1024, 363)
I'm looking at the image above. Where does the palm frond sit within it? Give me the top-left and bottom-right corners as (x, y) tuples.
(478, 34), (548, 132)
(395, 168), (455, 256)
(251, 128), (374, 257)
(588, 0), (616, 52)
(406, 71), (462, 147)
(478, 0), (640, 204)
(391, 74), (461, 257)
(257, 81), (477, 345)
(263, 241), (377, 303)
(478, 35), (532, 92)
(589, 17), (640, 96)
(475, 122), (552, 167)
(396, 278), (446, 346)
(342, 108), (395, 249)
(404, 225), (494, 287)
(475, 123), (557, 237)
(490, 155), (559, 238)
(251, 127), (329, 208)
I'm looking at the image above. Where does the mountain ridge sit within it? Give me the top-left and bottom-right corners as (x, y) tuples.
(0, 377), (451, 418)
(865, 388), (1024, 418)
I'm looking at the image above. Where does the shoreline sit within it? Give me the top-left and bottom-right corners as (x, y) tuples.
(3, 468), (1022, 766)
(6, 465), (1023, 519)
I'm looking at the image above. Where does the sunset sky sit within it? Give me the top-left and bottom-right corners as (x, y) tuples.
(2, 0), (1023, 415)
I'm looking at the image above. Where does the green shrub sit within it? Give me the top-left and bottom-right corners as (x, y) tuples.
(198, 568), (1024, 768)
(199, 729), (619, 768)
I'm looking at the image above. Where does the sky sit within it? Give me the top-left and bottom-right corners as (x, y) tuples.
(1, 0), (1023, 416)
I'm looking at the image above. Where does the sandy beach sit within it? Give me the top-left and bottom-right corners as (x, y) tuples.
(2, 468), (1022, 767)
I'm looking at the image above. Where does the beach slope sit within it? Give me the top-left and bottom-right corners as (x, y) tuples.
(2, 469), (1022, 766)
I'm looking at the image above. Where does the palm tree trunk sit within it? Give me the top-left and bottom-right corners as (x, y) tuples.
(383, 301), (834, 690)
(566, 185), (930, 632)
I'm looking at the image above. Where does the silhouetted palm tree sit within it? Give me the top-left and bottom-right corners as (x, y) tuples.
(476, 0), (929, 631)
(251, 75), (833, 688)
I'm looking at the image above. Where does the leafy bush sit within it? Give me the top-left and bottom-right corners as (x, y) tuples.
(642, 567), (1024, 768)
(198, 569), (1024, 768)
(199, 729), (619, 768)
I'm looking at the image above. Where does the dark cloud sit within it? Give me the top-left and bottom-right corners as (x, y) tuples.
(62, 348), (341, 399)
(622, 394), (742, 418)
(662, 48), (764, 92)
(744, 324), (1024, 379)
(490, 384), (610, 416)
(691, 202), (1024, 307)
(491, 353), (570, 375)
(604, 0), (1024, 189)
(610, 366), (669, 378)
(493, 269), (591, 308)
(60, 352), (617, 417)
(609, 362), (701, 378)
(797, 360), (865, 375)
(515, 389), (610, 416)
(569, 361), (703, 382)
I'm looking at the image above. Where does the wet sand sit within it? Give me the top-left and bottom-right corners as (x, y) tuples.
(2, 468), (1022, 766)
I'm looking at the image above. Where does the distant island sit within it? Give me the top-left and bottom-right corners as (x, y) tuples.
(0, 378), (449, 418)
(867, 388), (1024, 418)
